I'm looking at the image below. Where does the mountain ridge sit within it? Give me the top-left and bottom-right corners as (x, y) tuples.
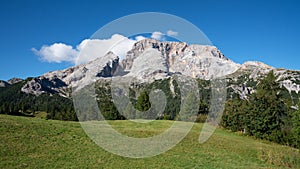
(1, 38), (300, 102)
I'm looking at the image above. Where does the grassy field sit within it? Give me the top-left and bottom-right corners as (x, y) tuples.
(0, 115), (299, 169)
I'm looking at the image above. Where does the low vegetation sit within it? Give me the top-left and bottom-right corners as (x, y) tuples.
(1, 115), (299, 168)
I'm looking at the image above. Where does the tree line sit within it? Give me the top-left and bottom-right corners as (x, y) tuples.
(0, 81), (77, 121)
(221, 71), (300, 149)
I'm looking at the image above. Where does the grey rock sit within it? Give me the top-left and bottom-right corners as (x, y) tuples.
(0, 80), (9, 87)
(7, 78), (23, 84)
(122, 39), (240, 80)
(21, 52), (120, 95)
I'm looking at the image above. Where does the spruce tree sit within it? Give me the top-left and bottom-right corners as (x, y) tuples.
(247, 70), (286, 143)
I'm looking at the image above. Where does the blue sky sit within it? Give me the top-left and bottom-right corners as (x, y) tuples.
(0, 0), (300, 80)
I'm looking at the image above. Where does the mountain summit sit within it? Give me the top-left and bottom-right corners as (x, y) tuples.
(122, 39), (240, 80)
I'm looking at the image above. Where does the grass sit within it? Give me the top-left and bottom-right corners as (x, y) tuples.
(0, 115), (299, 169)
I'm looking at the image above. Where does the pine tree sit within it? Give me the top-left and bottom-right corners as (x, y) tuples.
(291, 104), (300, 148)
(247, 70), (287, 142)
(221, 97), (246, 132)
(136, 91), (151, 112)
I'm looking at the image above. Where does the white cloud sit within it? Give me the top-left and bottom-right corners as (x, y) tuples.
(151, 31), (164, 41)
(32, 34), (137, 65)
(32, 43), (78, 63)
(110, 36), (136, 61)
(75, 34), (136, 65)
(135, 35), (146, 41)
(167, 30), (178, 36)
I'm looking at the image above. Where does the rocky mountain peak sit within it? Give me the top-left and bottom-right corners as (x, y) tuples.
(7, 78), (23, 84)
(122, 38), (240, 79)
(0, 78), (23, 88)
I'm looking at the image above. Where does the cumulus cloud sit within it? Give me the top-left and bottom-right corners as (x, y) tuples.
(167, 30), (178, 36)
(32, 43), (78, 63)
(151, 31), (164, 41)
(32, 34), (136, 65)
(75, 34), (136, 65)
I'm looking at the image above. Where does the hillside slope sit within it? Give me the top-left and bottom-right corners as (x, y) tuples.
(0, 115), (299, 168)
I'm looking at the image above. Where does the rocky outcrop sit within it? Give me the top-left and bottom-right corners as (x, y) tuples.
(277, 70), (300, 94)
(21, 52), (120, 95)
(0, 78), (23, 88)
(21, 77), (67, 96)
(0, 80), (9, 87)
(122, 39), (240, 80)
(7, 78), (23, 84)
(226, 61), (300, 101)
(124, 48), (169, 82)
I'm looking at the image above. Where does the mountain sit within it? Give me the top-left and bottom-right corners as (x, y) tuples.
(7, 78), (23, 84)
(19, 39), (241, 95)
(13, 39), (300, 102)
(0, 78), (23, 87)
(1, 38), (300, 118)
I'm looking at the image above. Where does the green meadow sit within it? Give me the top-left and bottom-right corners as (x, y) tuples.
(0, 115), (299, 168)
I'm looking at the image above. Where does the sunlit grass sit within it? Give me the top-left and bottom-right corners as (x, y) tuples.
(0, 115), (299, 168)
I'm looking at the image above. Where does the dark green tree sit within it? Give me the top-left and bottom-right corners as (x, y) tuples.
(246, 71), (287, 142)
(291, 105), (300, 148)
(135, 91), (151, 112)
(221, 97), (246, 132)
(178, 92), (198, 122)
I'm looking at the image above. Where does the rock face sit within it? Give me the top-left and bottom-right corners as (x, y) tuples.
(226, 60), (300, 100)
(124, 48), (169, 82)
(21, 77), (67, 96)
(21, 52), (120, 95)
(7, 78), (23, 84)
(277, 70), (300, 94)
(0, 80), (9, 87)
(122, 39), (240, 79)
(0, 78), (23, 88)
